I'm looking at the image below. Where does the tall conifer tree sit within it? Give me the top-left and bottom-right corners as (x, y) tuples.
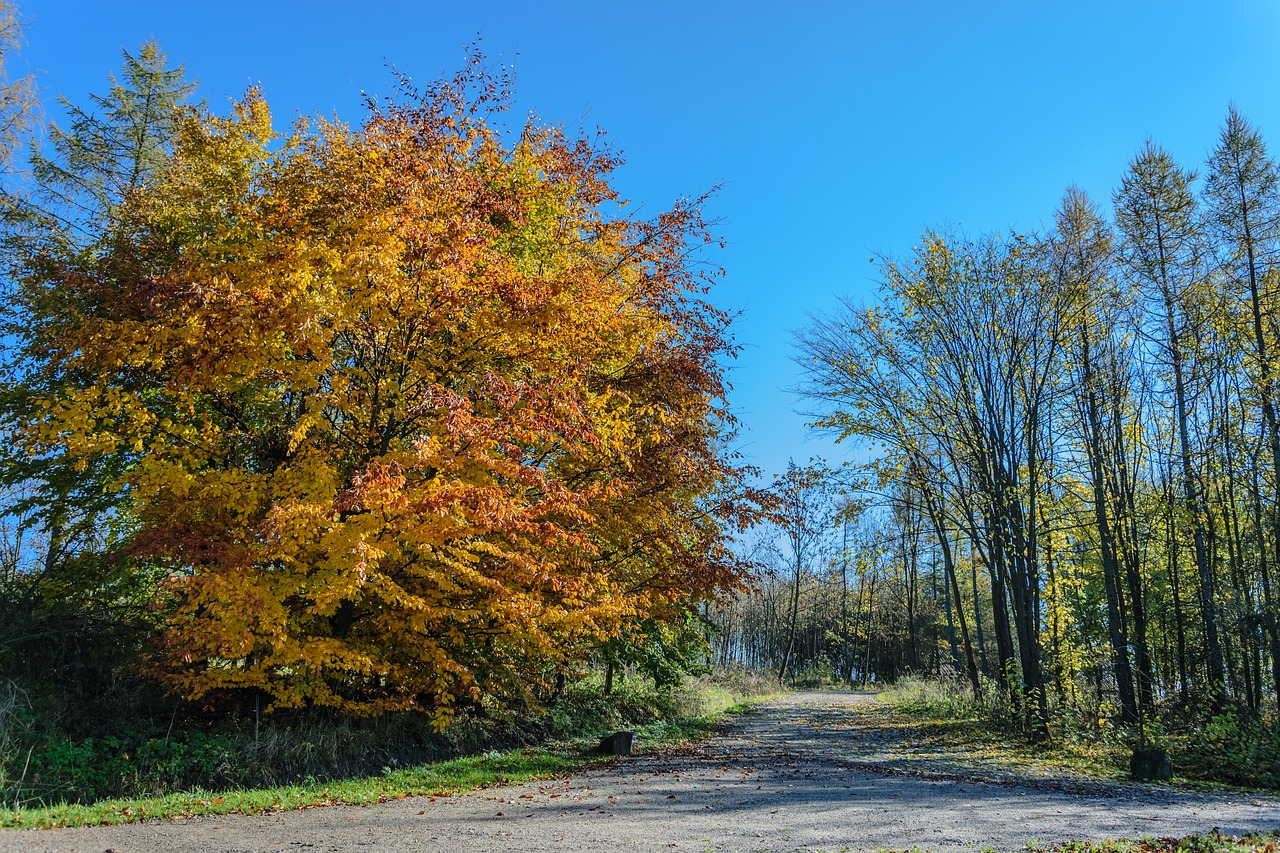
(1204, 105), (1280, 708)
(1114, 142), (1225, 706)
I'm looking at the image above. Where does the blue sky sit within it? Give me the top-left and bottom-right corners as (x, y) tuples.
(16, 1), (1280, 481)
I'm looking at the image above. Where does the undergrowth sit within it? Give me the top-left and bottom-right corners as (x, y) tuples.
(0, 667), (777, 816)
(879, 675), (1280, 790)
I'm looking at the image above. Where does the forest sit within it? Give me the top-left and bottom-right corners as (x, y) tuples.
(0, 0), (1278, 817)
(717, 110), (1280, 783)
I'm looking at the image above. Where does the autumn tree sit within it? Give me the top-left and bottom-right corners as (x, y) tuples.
(798, 231), (1069, 737)
(1050, 186), (1155, 724)
(6, 59), (755, 724)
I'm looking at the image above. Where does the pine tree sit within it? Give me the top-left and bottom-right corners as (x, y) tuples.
(2, 42), (194, 571)
(1114, 141), (1226, 707)
(31, 40), (195, 240)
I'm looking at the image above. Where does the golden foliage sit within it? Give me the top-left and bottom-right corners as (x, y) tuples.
(16, 62), (756, 724)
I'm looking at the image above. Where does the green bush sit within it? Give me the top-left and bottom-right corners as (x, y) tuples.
(1170, 707), (1280, 788)
(791, 662), (838, 688)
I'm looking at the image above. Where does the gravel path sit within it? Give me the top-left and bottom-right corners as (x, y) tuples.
(6, 691), (1280, 852)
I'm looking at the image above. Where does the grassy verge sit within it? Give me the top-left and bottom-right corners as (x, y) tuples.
(628, 692), (778, 754)
(877, 677), (1280, 791)
(874, 679), (1128, 783)
(0, 749), (586, 829)
(0, 673), (778, 830)
(1042, 829), (1280, 852)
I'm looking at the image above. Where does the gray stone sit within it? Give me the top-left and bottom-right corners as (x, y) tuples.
(1130, 746), (1173, 781)
(599, 730), (636, 755)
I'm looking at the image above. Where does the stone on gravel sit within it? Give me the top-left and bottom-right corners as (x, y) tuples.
(599, 731), (636, 755)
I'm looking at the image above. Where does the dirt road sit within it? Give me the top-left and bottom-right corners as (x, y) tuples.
(6, 691), (1280, 852)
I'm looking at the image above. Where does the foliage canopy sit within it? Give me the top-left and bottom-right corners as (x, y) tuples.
(3, 54), (756, 724)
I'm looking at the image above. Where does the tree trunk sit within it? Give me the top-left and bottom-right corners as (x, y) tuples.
(1080, 329), (1138, 723)
(921, 484), (980, 698)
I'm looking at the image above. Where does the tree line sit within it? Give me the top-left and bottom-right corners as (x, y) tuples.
(709, 470), (969, 692)
(762, 107), (1280, 744)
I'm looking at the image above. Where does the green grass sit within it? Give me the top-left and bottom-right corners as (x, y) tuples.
(870, 830), (1280, 853)
(1045, 829), (1280, 853)
(0, 684), (777, 830)
(0, 748), (587, 829)
(877, 676), (1280, 791)
(629, 694), (776, 753)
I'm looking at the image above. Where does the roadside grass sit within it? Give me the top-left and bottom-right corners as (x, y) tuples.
(809, 838), (1280, 853)
(877, 677), (1279, 791)
(896, 707), (1127, 783)
(628, 693), (776, 754)
(0, 675), (780, 830)
(0, 748), (588, 829)
(864, 680), (1127, 783)
(1041, 829), (1280, 852)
